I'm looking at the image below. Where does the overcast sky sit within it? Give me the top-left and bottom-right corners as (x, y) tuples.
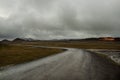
(0, 0), (120, 40)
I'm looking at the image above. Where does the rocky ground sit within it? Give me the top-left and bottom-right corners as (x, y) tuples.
(88, 49), (120, 65)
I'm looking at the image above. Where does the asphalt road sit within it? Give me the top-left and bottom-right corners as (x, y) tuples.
(0, 48), (120, 80)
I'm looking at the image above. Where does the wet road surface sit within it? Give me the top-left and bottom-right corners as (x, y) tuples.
(0, 48), (120, 80)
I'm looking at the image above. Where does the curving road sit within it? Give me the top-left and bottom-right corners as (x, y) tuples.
(0, 48), (120, 80)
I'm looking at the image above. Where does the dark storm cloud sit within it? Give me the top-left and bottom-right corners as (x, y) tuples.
(0, 0), (120, 40)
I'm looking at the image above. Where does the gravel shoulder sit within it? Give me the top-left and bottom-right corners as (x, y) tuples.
(88, 49), (120, 65)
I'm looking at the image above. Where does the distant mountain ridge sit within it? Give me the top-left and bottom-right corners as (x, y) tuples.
(0, 37), (120, 43)
(13, 38), (34, 42)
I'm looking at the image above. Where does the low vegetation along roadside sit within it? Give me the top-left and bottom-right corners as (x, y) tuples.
(0, 44), (64, 67)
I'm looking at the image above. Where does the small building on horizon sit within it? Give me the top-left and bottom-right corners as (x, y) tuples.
(99, 37), (115, 41)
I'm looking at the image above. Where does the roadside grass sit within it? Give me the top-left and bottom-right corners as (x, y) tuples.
(0, 43), (9, 49)
(0, 44), (64, 67)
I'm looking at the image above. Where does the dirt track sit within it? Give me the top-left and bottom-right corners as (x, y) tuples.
(0, 48), (120, 80)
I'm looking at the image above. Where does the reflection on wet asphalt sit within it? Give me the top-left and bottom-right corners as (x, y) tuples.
(0, 49), (120, 80)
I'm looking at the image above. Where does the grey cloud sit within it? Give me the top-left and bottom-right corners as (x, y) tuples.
(0, 0), (120, 40)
